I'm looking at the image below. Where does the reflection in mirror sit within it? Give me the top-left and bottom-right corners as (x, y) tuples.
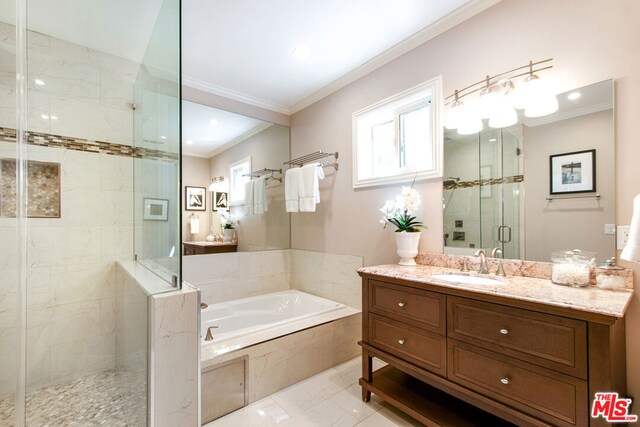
(182, 101), (290, 255)
(443, 80), (614, 263)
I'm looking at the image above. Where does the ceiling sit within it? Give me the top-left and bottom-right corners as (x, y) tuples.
(182, 0), (491, 114)
(182, 101), (269, 158)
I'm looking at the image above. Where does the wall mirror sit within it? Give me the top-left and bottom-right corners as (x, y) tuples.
(442, 79), (614, 263)
(182, 101), (290, 254)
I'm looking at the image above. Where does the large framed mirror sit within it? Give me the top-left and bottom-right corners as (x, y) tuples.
(181, 101), (290, 255)
(442, 79), (614, 263)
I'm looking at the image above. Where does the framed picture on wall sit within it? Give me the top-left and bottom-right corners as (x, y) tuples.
(549, 149), (596, 195)
(213, 191), (228, 211)
(143, 198), (169, 221)
(185, 186), (206, 211)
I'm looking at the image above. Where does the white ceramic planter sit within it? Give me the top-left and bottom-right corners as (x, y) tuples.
(223, 228), (234, 242)
(395, 231), (421, 266)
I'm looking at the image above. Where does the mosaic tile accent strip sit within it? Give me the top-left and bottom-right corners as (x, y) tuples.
(0, 159), (61, 218)
(0, 127), (178, 161)
(444, 174), (524, 190)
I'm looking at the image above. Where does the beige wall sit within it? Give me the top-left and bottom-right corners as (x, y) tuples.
(524, 110), (615, 262)
(182, 155), (211, 241)
(210, 124), (290, 251)
(290, 0), (640, 399)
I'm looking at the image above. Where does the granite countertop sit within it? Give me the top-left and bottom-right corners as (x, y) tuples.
(183, 241), (237, 246)
(358, 264), (633, 319)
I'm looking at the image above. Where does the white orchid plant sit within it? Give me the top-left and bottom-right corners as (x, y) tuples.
(379, 186), (424, 232)
(218, 210), (239, 229)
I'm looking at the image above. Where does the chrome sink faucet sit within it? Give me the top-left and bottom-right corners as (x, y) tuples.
(491, 247), (507, 277)
(474, 249), (489, 274)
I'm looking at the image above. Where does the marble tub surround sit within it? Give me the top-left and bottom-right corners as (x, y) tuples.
(358, 263), (632, 319)
(416, 252), (634, 289)
(290, 249), (364, 310)
(202, 313), (361, 407)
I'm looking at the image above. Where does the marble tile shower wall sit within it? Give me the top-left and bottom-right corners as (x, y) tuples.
(0, 23), (139, 399)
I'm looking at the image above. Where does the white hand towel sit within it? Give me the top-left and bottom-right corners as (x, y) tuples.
(315, 164), (325, 203)
(244, 180), (254, 215)
(253, 177), (268, 214)
(285, 168), (301, 212)
(621, 194), (640, 262)
(299, 162), (323, 212)
(189, 216), (200, 234)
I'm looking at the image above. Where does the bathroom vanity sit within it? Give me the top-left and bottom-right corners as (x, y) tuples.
(183, 241), (237, 255)
(358, 264), (632, 427)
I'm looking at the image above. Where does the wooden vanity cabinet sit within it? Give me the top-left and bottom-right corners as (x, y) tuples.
(359, 274), (627, 427)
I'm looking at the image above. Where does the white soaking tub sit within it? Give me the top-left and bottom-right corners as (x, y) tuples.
(200, 290), (358, 359)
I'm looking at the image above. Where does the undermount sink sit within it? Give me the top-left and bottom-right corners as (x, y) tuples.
(430, 274), (507, 286)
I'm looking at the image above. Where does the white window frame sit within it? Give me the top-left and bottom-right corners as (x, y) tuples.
(351, 76), (443, 189)
(228, 156), (251, 206)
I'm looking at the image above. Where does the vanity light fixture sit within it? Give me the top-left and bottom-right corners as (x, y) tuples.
(445, 59), (557, 135)
(208, 176), (224, 191)
(567, 91), (582, 101)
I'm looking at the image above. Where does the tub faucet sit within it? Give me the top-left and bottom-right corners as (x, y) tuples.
(204, 326), (218, 342)
(474, 249), (489, 274)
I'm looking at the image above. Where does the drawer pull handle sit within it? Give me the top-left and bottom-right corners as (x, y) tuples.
(499, 328), (509, 335)
(398, 302), (406, 308)
(398, 339), (406, 345)
(500, 377), (510, 385)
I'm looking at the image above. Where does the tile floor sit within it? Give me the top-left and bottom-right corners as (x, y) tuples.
(205, 357), (422, 427)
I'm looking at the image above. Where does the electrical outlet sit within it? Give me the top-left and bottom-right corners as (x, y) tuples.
(617, 225), (631, 250)
(604, 224), (616, 235)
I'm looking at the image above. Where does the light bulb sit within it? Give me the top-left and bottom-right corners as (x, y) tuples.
(457, 116), (483, 135)
(478, 88), (500, 119)
(444, 100), (464, 130)
(524, 93), (559, 117)
(489, 104), (518, 128)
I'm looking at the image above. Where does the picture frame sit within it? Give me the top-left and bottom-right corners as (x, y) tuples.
(185, 186), (206, 211)
(213, 191), (229, 211)
(143, 198), (169, 221)
(549, 149), (596, 195)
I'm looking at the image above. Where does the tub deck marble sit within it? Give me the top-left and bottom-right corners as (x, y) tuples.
(358, 264), (633, 319)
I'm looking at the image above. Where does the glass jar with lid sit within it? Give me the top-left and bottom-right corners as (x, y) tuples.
(596, 257), (626, 290)
(550, 249), (596, 287)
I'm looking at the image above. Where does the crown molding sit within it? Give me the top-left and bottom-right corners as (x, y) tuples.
(524, 101), (613, 127)
(289, 0), (502, 114)
(182, 75), (291, 115)
(182, 150), (211, 159)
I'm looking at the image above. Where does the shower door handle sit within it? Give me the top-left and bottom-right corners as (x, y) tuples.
(498, 225), (512, 244)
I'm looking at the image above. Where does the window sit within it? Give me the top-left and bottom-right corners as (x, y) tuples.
(352, 76), (442, 188)
(228, 156), (251, 205)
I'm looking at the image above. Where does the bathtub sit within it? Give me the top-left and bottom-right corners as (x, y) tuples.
(200, 290), (359, 359)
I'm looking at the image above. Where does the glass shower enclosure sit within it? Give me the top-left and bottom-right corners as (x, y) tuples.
(443, 126), (523, 259)
(0, 0), (181, 425)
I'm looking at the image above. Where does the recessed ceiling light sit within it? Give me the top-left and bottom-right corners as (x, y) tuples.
(489, 138), (497, 142)
(567, 92), (581, 101)
(40, 114), (49, 119)
(185, 139), (194, 145)
(292, 45), (310, 59)
(160, 135), (167, 139)
(50, 115), (58, 120)
(209, 119), (219, 127)
(34, 79), (45, 86)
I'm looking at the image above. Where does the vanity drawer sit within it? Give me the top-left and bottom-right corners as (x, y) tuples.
(447, 296), (587, 378)
(448, 340), (588, 427)
(369, 280), (445, 334)
(370, 314), (446, 376)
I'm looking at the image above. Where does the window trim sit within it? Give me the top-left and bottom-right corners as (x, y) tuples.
(351, 76), (443, 189)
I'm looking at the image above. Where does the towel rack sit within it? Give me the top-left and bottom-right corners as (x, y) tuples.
(546, 194), (601, 201)
(283, 150), (339, 170)
(243, 168), (283, 183)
